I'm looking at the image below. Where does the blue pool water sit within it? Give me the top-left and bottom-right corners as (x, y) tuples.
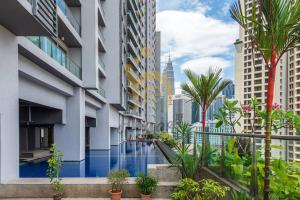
(20, 141), (168, 177)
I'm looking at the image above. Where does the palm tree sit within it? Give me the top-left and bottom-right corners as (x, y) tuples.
(230, 1), (300, 199)
(181, 67), (230, 166)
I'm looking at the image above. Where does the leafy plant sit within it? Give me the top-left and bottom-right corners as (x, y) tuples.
(108, 170), (130, 193)
(172, 178), (230, 200)
(199, 179), (230, 200)
(230, 0), (300, 198)
(159, 132), (177, 148)
(135, 173), (158, 195)
(47, 144), (63, 194)
(181, 67), (230, 166)
(170, 143), (201, 179)
(231, 191), (250, 200)
(174, 122), (192, 147)
(171, 178), (201, 200)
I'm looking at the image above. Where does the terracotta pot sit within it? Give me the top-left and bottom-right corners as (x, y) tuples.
(53, 192), (63, 200)
(141, 193), (151, 200)
(109, 190), (122, 200)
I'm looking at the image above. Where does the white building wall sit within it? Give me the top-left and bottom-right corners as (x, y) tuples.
(0, 26), (19, 183)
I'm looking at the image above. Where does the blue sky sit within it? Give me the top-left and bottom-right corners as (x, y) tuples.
(157, 0), (238, 94)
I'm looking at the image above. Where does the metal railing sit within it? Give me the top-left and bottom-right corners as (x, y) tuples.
(27, 36), (82, 79)
(173, 128), (300, 199)
(57, 0), (81, 35)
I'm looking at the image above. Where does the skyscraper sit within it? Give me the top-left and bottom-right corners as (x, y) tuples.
(160, 56), (175, 131)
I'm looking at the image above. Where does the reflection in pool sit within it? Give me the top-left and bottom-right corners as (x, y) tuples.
(20, 141), (168, 177)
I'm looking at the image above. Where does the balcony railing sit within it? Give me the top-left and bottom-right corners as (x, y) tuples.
(173, 128), (300, 199)
(57, 0), (81, 35)
(97, 86), (106, 97)
(27, 36), (82, 79)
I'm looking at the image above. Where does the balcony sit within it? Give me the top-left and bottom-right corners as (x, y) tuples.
(0, 0), (57, 36)
(127, 54), (140, 72)
(98, 0), (106, 26)
(56, 0), (81, 47)
(127, 39), (139, 59)
(98, 56), (106, 78)
(98, 28), (106, 52)
(57, 0), (81, 34)
(26, 36), (82, 79)
(127, 67), (140, 83)
(127, 81), (140, 95)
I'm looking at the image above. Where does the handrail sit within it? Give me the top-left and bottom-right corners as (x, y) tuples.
(194, 131), (300, 140)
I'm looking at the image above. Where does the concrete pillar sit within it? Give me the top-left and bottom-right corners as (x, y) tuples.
(0, 26), (19, 182)
(54, 87), (85, 161)
(90, 104), (110, 149)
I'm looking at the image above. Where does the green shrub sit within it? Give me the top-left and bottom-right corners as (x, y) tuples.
(199, 179), (230, 200)
(172, 178), (230, 200)
(171, 178), (200, 200)
(159, 132), (177, 148)
(136, 173), (158, 195)
(47, 144), (63, 194)
(108, 170), (130, 193)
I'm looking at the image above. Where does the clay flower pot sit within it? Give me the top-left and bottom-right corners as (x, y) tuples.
(109, 190), (122, 200)
(53, 192), (63, 200)
(141, 193), (152, 200)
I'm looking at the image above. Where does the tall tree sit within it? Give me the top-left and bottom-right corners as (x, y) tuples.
(181, 67), (230, 165)
(230, 0), (300, 199)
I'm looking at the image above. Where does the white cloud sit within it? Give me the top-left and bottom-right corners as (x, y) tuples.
(157, 7), (238, 80)
(181, 57), (231, 75)
(157, 10), (238, 59)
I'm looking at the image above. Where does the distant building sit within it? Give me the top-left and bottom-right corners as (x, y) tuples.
(192, 101), (200, 124)
(173, 94), (192, 126)
(160, 56), (175, 132)
(223, 80), (235, 99)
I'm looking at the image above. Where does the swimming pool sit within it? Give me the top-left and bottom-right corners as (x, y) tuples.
(20, 141), (168, 177)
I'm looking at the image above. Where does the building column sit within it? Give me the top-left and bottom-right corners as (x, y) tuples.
(90, 104), (110, 149)
(54, 88), (85, 161)
(0, 26), (19, 182)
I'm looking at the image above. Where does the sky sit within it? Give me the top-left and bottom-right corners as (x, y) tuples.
(156, 0), (239, 94)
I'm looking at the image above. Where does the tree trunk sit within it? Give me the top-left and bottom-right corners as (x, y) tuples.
(264, 50), (277, 200)
(201, 107), (206, 167)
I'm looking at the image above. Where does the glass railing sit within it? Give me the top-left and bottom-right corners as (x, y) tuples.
(56, 0), (81, 35)
(97, 86), (106, 98)
(173, 128), (300, 199)
(27, 36), (82, 79)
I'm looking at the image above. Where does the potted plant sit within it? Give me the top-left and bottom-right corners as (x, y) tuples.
(47, 144), (63, 200)
(107, 169), (130, 200)
(136, 173), (158, 200)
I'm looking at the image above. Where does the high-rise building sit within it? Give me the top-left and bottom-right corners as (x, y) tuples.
(0, 0), (159, 182)
(234, 0), (288, 159)
(155, 32), (162, 132)
(173, 94), (192, 125)
(160, 56), (175, 131)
